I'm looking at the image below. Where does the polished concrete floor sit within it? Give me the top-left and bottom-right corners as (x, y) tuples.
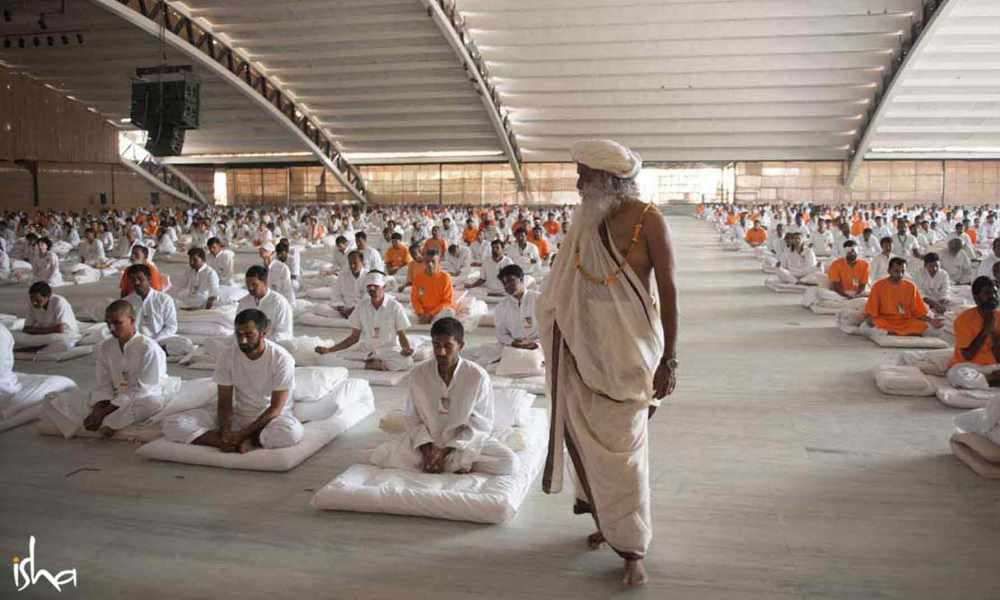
(1, 216), (998, 599)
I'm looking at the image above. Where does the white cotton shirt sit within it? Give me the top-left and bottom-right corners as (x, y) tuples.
(914, 268), (951, 303)
(359, 246), (385, 273)
(404, 357), (493, 451)
(0, 323), (20, 396)
(238, 290), (293, 341)
(482, 255), (514, 293)
(977, 253), (1000, 280)
(92, 333), (167, 405)
(32, 251), (63, 286)
(267, 259), (296, 305)
(178, 264), (220, 304)
(214, 339), (295, 418)
(209, 249), (236, 284)
(78, 239), (106, 264)
(444, 246), (472, 275)
(331, 269), (367, 309)
(506, 242), (541, 275)
(126, 289), (178, 342)
(27, 294), (78, 334)
(495, 289), (540, 346)
(940, 251), (973, 285)
(348, 295), (411, 352)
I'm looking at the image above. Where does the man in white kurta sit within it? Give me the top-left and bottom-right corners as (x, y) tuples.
(444, 244), (472, 277)
(78, 229), (107, 266)
(776, 232), (819, 284)
(326, 251), (367, 318)
(354, 231), (386, 273)
(506, 229), (541, 276)
(315, 272), (415, 371)
(32, 238), (64, 287)
(976, 238), (1000, 280)
(172, 248), (220, 310)
(259, 242), (296, 305)
(13, 283), (80, 353)
(43, 301), (168, 438)
(466, 264), (542, 370)
(238, 266), (293, 341)
(207, 237), (236, 286)
(941, 238), (974, 285)
(125, 264), (178, 343)
(163, 308), (303, 452)
(914, 253), (954, 315)
(467, 240), (514, 297)
(371, 317), (517, 475)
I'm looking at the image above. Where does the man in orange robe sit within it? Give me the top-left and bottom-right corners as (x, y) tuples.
(411, 248), (454, 325)
(384, 232), (413, 276)
(863, 257), (940, 336)
(950, 276), (1000, 370)
(744, 220), (768, 247)
(119, 245), (165, 297)
(827, 241), (870, 298)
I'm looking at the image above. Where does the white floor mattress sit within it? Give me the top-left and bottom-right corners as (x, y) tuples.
(311, 408), (549, 524)
(134, 391), (375, 472)
(868, 334), (950, 349)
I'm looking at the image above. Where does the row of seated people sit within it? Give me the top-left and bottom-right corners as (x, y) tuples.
(8, 301), (516, 476)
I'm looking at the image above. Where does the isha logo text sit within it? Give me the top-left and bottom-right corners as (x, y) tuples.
(11, 536), (78, 592)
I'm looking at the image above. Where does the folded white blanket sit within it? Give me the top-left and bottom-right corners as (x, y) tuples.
(0, 373), (77, 424)
(897, 349), (953, 376)
(873, 365), (937, 397)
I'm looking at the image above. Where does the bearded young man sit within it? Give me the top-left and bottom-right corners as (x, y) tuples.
(538, 139), (678, 587)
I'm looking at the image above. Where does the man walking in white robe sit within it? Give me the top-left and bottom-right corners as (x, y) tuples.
(539, 140), (677, 586)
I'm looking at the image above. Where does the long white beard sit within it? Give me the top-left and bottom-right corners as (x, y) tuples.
(576, 180), (623, 230)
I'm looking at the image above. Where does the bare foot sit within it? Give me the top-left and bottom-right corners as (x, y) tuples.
(623, 559), (647, 587)
(83, 413), (102, 431)
(99, 426), (115, 439)
(237, 437), (256, 454)
(587, 531), (606, 550)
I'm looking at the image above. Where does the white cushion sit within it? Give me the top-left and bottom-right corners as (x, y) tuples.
(869, 335), (950, 349)
(492, 387), (536, 430)
(898, 349), (953, 376)
(0, 373), (77, 421)
(311, 408), (548, 523)
(135, 390), (374, 472)
(495, 347), (545, 378)
(294, 366), (349, 402)
(873, 365), (936, 397)
(294, 378), (372, 423)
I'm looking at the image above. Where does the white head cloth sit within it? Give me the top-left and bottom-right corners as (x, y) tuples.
(570, 139), (642, 179)
(363, 271), (386, 287)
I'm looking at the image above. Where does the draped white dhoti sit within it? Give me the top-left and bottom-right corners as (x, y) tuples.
(538, 205), (664, 560)
(161, 409), (304, 449)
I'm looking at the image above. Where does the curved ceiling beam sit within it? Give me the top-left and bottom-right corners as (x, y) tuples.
(89, 0), (368, 203)
(419, 0), (525, 190)
(844, 0), (956, 186)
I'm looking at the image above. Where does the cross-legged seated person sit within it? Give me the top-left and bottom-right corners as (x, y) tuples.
(467, 264), (541, 368)
(466, 239), (513, 297)
(913, 253), (953, 315)
(124, 264), (178, 345)
(43, 301), (168, 438)
(238, 265), (293, 341)
(371, 317), (517, 475)
(13, 282), (80, 353)
(119, 245), (165, 298)
(383, 232), (412, 276)
(445, 243), (472, 278)
(163, 309), (303, 453)
(863, 257), (942, 336)
(411, 248), (455, 324)
(315, 271), (415, 371)
(172, 248), (220, 310)
(207, 237), (236, 286)
(940, 238), (974, 285)
(323, 251), (366, 319)
(948, 276), (1000, 387)
(824, 240), (870, 300)
(745, 220), (767, 248)
(775, 232), (818, 284)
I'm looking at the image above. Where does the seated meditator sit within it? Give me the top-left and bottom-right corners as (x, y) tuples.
(119, 245), (165, 298)
(31, 237), (63, 287)
(976, 237), (1000, 280)
(745, 220), (767, 248)
(43, 300), (169, 438)
(383, 232), (412, 276)
(466, 239), (513, 296)
(172, 248), (220, 310)
(913, 253), (953, 315)
(12, 282), (79, 353)
(948, 276), (1000, 387)
(825, 240), (870, 299)
(507, 228), (542, 277)
(163, 309), (303, 453)
(207, 237), (236, 286)
(78, 228), (107, 266)
(237, 265), (293, 341)
(775, 232), (818, 284)
(467, 264), (541, 368)
(371, 317), (517, 475)
(940, 237), (974, 285)
(327, 250), (367, 319)
(397, 242), (424, 293)
(863, 257), (942, 336)
(355, 231), (385, 273)
(411, 248), (455, 324)
(124, 264), (178, 345)
(444, 243), (472, 277)
(870, 236), (894, 282)
(258, 242), (295, 305)
(314, 271), (415, 371)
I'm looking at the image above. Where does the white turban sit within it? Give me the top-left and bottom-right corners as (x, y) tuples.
(570, 139), (642, 179)
(363, 272), (386, 288)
